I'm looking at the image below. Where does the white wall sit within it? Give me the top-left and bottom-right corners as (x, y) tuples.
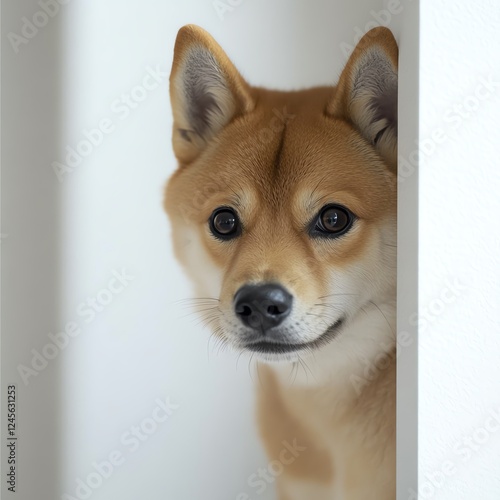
(416, 1), (500, 499)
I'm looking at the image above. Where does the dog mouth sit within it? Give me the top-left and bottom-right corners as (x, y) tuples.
(243, 318), (344, 355)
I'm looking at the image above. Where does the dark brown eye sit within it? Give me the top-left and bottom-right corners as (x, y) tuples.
(209, 207), (240, 240)
(313, 205), (353, 237)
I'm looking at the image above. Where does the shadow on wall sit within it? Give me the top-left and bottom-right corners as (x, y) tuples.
(2, 1), (63, 498)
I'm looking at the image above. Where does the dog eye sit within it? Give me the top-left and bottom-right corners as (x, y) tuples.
(209, 207), (240, 240)
(312, 204), (353, 237)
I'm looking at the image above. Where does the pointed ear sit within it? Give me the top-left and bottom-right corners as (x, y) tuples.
(327, 27), (398, 169)
(169, 25), (255, 163)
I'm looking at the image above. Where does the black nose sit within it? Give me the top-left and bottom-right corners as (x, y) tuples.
(234, 284), (293, 331)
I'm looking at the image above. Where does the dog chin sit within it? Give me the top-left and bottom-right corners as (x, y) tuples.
(237, 318), (345, 364)
(244, 350), (304, 364)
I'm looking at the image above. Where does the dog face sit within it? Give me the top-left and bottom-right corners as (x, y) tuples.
(165, 25), (398, 362)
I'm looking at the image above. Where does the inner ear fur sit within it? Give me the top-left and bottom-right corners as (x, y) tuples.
(169, 24), (254, 164)
(327, 27), (398, 170)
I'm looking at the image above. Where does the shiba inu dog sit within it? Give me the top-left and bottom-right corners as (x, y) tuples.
(165, 24), (398, 500)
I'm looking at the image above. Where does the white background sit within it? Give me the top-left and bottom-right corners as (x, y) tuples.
(417, 1), (500, 499)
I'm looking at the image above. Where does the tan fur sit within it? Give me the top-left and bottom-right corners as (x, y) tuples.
(258, 354), (396, 499)
(257, 364), (335, 484)
(165, 24), (398, 499)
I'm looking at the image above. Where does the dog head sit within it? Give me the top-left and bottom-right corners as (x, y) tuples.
(165, 25), (398, 362)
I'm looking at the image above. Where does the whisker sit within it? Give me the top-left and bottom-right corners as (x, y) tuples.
(290, 361), (299, 385)
(287, 361), (296, 384)
(255, 362), (264, 388)
(306, 310), (338, 330)
(368, 300), (395, 336)
(311, 304), (342, 320)
(178, 306), (220, 319)
(360, 306), (369, 317)
(175, 296), (220, 302)
(313, 302), (344, 307)
(178, 304), (220, 313)
(216, 339), (226, 356)
(192, 313), (221, 329)
(297, 356), (309, 384)
(236, 350), (245, 370)
(206, 335), (213, 363)
(248, 353), (255, 382)
(173, 297), (220, 307)
(302, 356), (317, 382)
(200, 318), (221, 327)
(195, 308), (221, 318)
(317, 293), (359, 300)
